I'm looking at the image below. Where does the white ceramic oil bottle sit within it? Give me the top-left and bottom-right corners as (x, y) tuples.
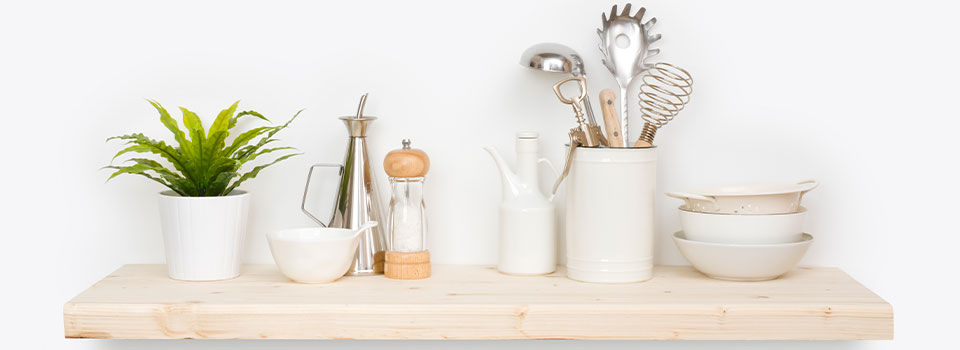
(484, 132), (558, 275)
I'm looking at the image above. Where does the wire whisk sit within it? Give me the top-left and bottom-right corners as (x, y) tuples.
(635, 63), (692, 146)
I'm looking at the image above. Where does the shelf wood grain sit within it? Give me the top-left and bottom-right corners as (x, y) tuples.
(64, 264), (892, 340)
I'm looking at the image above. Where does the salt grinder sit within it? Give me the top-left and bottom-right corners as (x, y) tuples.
(383, 139), (431, 279)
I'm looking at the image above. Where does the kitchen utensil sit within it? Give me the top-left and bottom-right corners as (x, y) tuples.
(679, 207), (806, 244)
(599, 89), (625, 147)
(384, 139), (431, 280)
(673, 231), (813, 281)
(551, 130), (582, 195)
(666, 180), (819, 214)
(598, 3), (661, 142)
(552, 77), (606, 147)
(485, 132), (559, 275)
(267, 222), (378, 283)
(565, 147), (656, 283)
(520, 42), (598, 126)
(301, 93), (387, 275)
(635, 62), (693, 146)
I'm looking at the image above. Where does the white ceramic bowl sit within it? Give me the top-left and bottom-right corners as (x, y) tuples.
(673, 231), (813, 281)
(678, 207), (806, 244)
(666, 180), (818, 214)
(267, 224), (375, 283)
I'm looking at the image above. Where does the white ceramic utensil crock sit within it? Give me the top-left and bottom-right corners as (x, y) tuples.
(565, 147), (656, 283)
(678, 207), (806, 244)
(666, 180), (818, 214)
(158, 190), (250, 281)
(672, 231), (813, 281)
(268, 222), (377, 283)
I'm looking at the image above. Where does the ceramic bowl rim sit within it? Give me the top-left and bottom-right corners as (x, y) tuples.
(683, 183), (813, 197)
(673, 231), (813, 248)
(678, 206), (807, 216)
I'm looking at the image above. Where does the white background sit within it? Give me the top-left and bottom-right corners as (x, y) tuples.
(2, 0), (958, 348)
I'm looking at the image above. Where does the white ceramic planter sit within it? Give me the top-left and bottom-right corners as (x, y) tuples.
(158, 190), (250, 281)
(565, 147), (656, 283)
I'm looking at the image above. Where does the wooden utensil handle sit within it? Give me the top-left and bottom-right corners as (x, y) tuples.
(599, 89), (625, 147)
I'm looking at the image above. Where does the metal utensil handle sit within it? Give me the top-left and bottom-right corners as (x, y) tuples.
(582, 94), (599, 126)
(301, 163), (345, 227)
(554, 77), (602, 146)
(553, 77), (588, 106)
(552, 131), (582, 195)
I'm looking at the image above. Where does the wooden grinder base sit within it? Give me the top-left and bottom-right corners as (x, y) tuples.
(384, 250), (431, 280)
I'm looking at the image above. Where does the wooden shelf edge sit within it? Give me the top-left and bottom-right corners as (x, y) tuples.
(63, 264), (893, 340)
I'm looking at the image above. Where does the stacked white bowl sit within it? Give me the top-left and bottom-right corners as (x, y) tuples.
(667, 180), (818, 281)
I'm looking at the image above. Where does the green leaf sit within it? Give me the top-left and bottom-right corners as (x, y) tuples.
(231, 110), (303, 161)
(233, 139), (278, 161)
(223, 153), (301, 194)
(207, 102), (239, 159)
(223, 126), (272, 156)
(207, 171), (238, 196)
(208, 101), (239, 140)
(125, 158), (196, 196)
(103, 164), (186, 196)
(229, 110), (269, 129)
(107, 133), (195, 183)
(179, 107), (209, 192)
(239, 146), (297, 165)
(147, 100), (192, 157)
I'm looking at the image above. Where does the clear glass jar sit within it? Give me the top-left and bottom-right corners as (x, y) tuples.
(388, 177), (426, 252)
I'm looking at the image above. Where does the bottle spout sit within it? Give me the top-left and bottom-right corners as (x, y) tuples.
(483, 146), (521, 199)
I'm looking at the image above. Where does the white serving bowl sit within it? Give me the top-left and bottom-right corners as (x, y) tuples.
(267, 222), (376, 283)
(672, 231), (813, 281)
(678, 206), (806, 244)
(666, 180), (818, 214)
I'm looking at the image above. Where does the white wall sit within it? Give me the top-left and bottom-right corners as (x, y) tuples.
(2, 0), (958, 348)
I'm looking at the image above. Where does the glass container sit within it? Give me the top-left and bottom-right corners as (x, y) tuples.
(387, 177), (426, 253)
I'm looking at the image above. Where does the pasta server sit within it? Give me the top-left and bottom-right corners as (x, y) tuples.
(597, 3), (661, 145)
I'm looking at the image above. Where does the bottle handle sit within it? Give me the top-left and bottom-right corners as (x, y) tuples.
(538, 158), (560, 201)
(301, 163), (344, 227)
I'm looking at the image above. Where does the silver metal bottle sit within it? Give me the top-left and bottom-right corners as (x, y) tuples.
(302, 94), (386, 275)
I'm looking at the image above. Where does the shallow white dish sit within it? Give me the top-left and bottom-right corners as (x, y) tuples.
(267, 222), (376, 283)
(672, 231), (813, 281)
(679, 207), (805, 244)
(666, 180), (817, 214)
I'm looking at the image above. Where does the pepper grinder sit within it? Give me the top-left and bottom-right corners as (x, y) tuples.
(383, 139), (431, 279)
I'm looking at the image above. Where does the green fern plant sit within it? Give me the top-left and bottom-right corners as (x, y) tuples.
(105, 100), (302, 196)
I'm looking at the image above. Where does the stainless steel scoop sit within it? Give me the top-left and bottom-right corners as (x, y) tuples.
(520, 43), (598, 126)
(598, 3), (661, 144)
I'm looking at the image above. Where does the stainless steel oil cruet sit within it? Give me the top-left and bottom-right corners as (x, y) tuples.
(301, 93), (386, 275)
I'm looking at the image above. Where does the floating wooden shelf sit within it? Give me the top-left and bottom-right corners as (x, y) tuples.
(64, 264), (892, 340)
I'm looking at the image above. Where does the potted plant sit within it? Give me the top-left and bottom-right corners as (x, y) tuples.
(105, 100), (301, 281)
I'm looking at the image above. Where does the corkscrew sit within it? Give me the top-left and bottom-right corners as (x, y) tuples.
(634, 62), (693, 147)
(552, 77), (607, 148)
